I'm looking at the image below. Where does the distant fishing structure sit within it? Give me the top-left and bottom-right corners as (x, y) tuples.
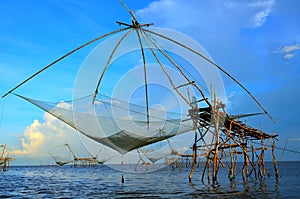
(0, 144), (14, 171)
(49, 144), (98, 167)
(2, 0), (279, 184)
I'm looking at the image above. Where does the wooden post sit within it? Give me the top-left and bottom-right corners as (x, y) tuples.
(229, 145), (234, 180)
(212, 112), (220, 183)
(242, 143), (249, 181)
(188, 128), (198, 182)
(272, 140), (279, 179)
(201, 151), (209, 183)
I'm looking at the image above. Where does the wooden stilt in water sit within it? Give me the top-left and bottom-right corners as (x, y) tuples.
(207, 158), (211, 184)
(272, 139), (279, 180)
(3, 161), (7, 172)
(233, 148), (237, 180)
(188, 144), (195, 182)
(201, 152), (209, 183)
(183, 89), (278, 184)
(188, 127), (198, 182)
(121, 174), (125, 184)
(212, 134), (219, 183)
(228, 146), (234, 180)
(242, 143), (248, 181)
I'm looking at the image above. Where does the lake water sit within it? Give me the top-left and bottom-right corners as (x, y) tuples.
(0, 161), (299, 198)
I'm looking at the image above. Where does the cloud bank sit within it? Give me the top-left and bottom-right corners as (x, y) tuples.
(137, 0), (275, 30)
(10, 105), (87, 163)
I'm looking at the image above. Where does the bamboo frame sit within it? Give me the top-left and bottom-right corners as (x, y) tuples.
(1, 2), (279, 183)
(0, 144), (14, 172)
(176, 95), (278, 184)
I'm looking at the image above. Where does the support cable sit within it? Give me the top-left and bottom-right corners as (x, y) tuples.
(135, 28), (150, 129)
(92, 29), (134, 104)
(140, 30), (191, 107)
(142, 29), (211, 107)
(143, 29), (275, 123)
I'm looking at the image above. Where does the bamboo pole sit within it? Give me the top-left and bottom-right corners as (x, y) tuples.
(93, 29), (134, 103)
(188, 121), (198, 182)
(142, 28), (275, 122)
(2, 27), (132, 99)
(272, 139), (279, 179)
(242, 142), (249, 181)
(212, 99), (220, 184)
(229, 145), (235, 180)
(207, 157), (211, 184)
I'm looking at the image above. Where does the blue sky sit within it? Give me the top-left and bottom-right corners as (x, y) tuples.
(0, 0), (300, 165)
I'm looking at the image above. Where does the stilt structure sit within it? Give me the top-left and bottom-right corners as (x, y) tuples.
(49, 144), (99, 167)
(1, 0), (279, 184)
(186, 92), (278, 184)
(0, 144), (14, 171)
(65, 144), (98, 167)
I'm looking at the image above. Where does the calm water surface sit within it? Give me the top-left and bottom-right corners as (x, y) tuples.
(0, 162), (299, 198)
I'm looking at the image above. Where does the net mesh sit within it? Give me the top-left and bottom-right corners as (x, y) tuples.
(48, 144), (75, 166)
(15, 93), (194, 156)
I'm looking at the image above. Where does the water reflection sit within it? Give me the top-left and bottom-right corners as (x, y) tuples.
(188, 176), (280, 198)
(2, 162), (299, 198)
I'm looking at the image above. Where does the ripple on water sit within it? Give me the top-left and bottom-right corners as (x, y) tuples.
(0, 162), (299, 198)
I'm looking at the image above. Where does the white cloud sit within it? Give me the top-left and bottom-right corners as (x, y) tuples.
(11, 119), (46, 155)
(225, 0), (275, 28)
(10, 107), (85, 159)
(279, 44), (300, 53)
(243, 0), (274, 27)
(276, 44), (300, 59)
(284, 54), (294, 59)
(137, 0), (275, 30)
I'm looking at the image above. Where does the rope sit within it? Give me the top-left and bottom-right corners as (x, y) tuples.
(143, 28), (275, 123)
(142, 28), (211, 107)
(140, 29), (192, 108)
(92, 29), (134, 104)
(135, 28), (150, 129)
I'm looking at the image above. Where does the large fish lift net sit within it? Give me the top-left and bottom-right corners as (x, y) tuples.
(15, 93), (194, 155)
(48, 145), (75, 166)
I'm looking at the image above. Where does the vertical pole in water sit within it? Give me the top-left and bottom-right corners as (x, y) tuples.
(189, 97), (199, 182)
(121, 160), (125, 184)
(242, 142), (248, 181)
(228, 121), (235, 181)
(233, 148), (237, 179)
(201, 153), (208, 183)
(251, 142), (255, 177)
(258, 137), (265, 178)
(188, 95), (199, 183)
(189, 121), (198, 182)
(121, 174), (125, 184)
(229, 146), (234, 180)
(212, 90), (220, 184)
(272, 139), (279, 180)
(207, 158), (211, 184)
(3, 160), (7, 172)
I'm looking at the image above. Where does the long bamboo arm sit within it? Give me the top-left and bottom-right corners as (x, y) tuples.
(135, 28), (150, 128)
(143, 29), (275, 123)
(92, 29), (134, 104)
(2, 27), (132, 99)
